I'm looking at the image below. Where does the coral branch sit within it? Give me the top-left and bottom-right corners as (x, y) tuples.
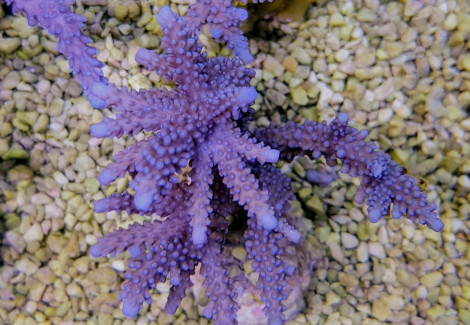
(255, 113), (444, 231)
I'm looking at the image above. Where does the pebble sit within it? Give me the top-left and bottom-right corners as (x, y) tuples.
(426, 305), (446, 321)
(289, 77), (303, 89)
(458, 175), (470, 190)
(33, 114), (49, 132)
(7, 165), (34, 182)
(443, 13), (458, 30)
(392, 99), (411, 118)
(421, 140), (438, 156)
(232, 246), (247, 260)
(356, 242), (369, 262)
(460, 54), (470, 72)
(371, 299), (391, 321)
(266, 89), (287, 107)
(2, 71), (21, 89)
(377, 107), (393, 124)
(356, 8), (377, 22)
(312, 58), (327, 72)
(48, 98), (64, 116)
(45, 203), (64, 219)
(84, 177), (100, 193)
(329, 13), (346, 27)
(318, 87), (333, 109)
(16, 111), (39, 127)
(460, 309), (470, 324)
(421, 271), (444, 288)
(66, 282), (85, 298)
(0, 37), (21, 53)
(291, 87), (308, 105)
(339, 273), (359, 288)
(368, 242), (386, 259)
(329, 241), (345, 263)
(354, 47), (376, 68)
(86, 268), (118, 285)
(34, 267), (56, 285)
(334, 49), (349, 63)
(24, 223), (44, 243)
(4, 231), (26, 253)
(118, 23), (133, 36)
(111, 260), (126, 272)
(29, 282), (46, 301)
(373, 79), (395, 101)
(73, 256), (90, 273)
(263, 55), (285, 77)
(341, 233), (359, 249)
(282, 56), (298, 73)
(73, 154), (96, 171)
(325, 291), (341, 306)
(385, 41), (405, 58)
(16, 257), (39, 276)
(292, 47), (311, 65)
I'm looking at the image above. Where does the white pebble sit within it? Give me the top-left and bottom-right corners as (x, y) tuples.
(112, 260), (126, 272)
(377, 107), (393, 124)
(342, 233), (359, 249)
(369, 242), (386, 258)
(335, 49), (350, 63)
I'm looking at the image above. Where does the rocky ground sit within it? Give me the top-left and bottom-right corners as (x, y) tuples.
(1, 0), (470, 324)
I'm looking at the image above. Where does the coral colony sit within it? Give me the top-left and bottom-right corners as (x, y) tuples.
(8, 0), (444, 324)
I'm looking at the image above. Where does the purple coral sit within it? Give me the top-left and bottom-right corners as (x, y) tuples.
(255, 113), (444, 232)
(91, 7), (281, 241)
(185, 0), (253, 64)
(9, 0), (444, 324)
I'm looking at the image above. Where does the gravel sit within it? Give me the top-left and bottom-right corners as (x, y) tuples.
(1, 0), (470, 324)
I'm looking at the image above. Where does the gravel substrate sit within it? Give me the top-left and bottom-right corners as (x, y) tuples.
(1, 0), (470, 324)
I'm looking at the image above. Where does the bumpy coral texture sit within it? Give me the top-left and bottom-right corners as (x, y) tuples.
(185, 0), (254, 64)
(254, 113), (444, 232)
(9, 0), (444, 324)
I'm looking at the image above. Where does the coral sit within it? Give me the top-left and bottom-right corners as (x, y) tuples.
(7, 0), (444, 324)
(254, 113), (444, 232)
(185, 0), (254, 64)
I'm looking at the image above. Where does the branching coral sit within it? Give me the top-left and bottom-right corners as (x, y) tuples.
(7, 0), (444, 324)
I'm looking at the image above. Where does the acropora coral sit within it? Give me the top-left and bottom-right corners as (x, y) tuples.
(6, 0), (444, 324)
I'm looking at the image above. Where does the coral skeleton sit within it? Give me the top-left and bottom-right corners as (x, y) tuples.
(6, 0), (444, 323)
